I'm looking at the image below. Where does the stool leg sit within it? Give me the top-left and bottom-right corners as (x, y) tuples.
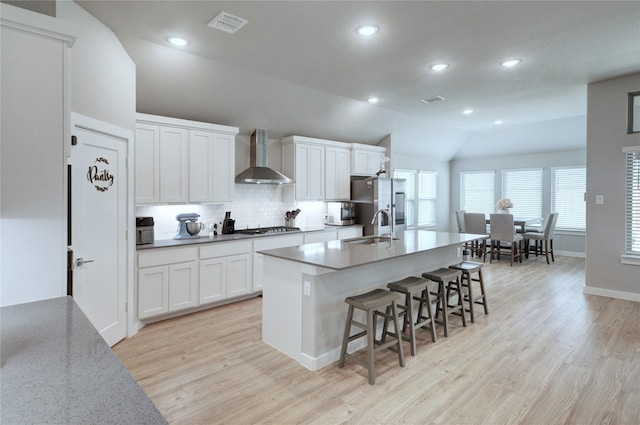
(456, 277), (467, 327)
(406, 293), (417, 356)
(478, 269), (489, 315)
(339, 305), (354, 368)
(465, 271), (475, 323)
(367, 309), (375, 385)
(417, 287), (438, 342)
(440, 282), (449, 337)
(391, 300), (405, 367)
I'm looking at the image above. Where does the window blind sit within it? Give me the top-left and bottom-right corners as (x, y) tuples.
(502, 168), (543, 217)
(552, 167), (586, 231)
(461, 171), (495, 216)
(626, 149), (640, 255)
(418, 171), (437, 227)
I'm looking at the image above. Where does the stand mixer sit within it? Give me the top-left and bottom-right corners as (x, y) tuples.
(174, 213), (203, 240)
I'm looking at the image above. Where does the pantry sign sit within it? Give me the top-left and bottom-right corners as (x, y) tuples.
(87, 157), (115, 192)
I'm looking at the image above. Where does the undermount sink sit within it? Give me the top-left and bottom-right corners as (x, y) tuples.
(345, 236), (399, 245)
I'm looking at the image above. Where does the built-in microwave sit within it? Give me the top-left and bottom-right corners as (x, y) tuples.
(325, 202), (356, 226)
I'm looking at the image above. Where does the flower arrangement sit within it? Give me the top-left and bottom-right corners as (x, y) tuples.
(496, 198), (513, 210)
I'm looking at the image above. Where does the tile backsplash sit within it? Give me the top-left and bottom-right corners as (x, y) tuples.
(136, 185), (326, 240)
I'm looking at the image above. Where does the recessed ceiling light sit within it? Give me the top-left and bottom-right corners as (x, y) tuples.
(168, 37), (190, 47)
(501, 59), (521, 68)
(357, 25), (379, 36)
(463, 109), (474, 115)
(430, 63), (449, 72)
(494, 120), (503, 125)
(368, 96), (380, 104)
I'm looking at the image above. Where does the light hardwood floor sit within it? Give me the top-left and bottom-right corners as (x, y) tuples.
(114, 256), (640, 424)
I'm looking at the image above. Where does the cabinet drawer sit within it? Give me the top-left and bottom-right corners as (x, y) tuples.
(138, 247), (198, 268)
(253, 234), (304, 251)
(200, 240), (253, 259)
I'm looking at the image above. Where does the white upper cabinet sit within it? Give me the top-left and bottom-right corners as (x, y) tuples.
(189, 130), (214, 202)
(351, 144), (387, 176)
(212, 132), (235, 202)
(159, 126), (189, 203)
(325, 146), (351, 200)
(282, 137), (325, 201)
(135, 113), (238, 205)
(283, 136), (385, 201)
(135, 124), (160, 204)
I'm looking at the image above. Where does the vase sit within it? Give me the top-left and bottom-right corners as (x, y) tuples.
(498, 208), (510, 214)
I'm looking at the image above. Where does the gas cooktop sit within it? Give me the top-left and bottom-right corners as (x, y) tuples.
(235, 226), (301, 235)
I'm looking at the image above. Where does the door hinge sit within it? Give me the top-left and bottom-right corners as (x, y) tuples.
(71, 135), (77, 146)
(125, 302), (128, 313)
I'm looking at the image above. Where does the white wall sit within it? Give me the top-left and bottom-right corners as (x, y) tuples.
(450, 149), (587, 255)
(0, 4), (73, 306)
(585, 72), (640, 300)
(57, 0), (136, 131)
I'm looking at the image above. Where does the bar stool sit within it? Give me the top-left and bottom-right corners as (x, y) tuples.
(421, 268), (466, 337)
(338, 289), (405, 385)
(386, 276), (437, 356)
(449, 262), (488, 323)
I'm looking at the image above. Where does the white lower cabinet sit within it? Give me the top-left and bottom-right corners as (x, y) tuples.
(199, 241), (253, 304)
(138, 265), (169, 319)
(199, 257), (225, 304)
(168, 262), (198, 311)
(137, 246), (198, 319)
(227, 253), (252, 297)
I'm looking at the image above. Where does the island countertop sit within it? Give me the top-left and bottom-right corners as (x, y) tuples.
(0, 297), (167, 425)
(257, 230), (482, 271)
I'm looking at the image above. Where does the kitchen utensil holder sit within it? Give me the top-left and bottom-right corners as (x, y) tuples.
(285, 218), (296, 228)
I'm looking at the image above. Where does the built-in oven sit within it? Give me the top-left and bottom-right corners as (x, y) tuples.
(325, 202), (356, 226)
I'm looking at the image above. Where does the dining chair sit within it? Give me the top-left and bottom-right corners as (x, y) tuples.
(455, 210), (466, 233)
(523, 213), (559, 264)
(489, 213), (523, 266)
(463, 213), (490, 262)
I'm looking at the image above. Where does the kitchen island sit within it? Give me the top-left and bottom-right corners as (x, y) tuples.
(0, 297), (167, 424)
(258, 230), (482, 371)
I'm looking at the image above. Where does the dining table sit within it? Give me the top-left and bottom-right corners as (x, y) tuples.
(485, 215), (543, 233)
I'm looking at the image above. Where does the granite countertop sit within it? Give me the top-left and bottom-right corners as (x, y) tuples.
(137, 225), (364, 250)
(257, 230), (483, 271)
(0, 297), (167, 425)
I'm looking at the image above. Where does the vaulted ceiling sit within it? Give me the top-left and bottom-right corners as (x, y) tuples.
(77, 1), (640, 160)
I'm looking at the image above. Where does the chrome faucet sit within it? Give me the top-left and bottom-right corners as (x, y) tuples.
(371, 208), (394, 240)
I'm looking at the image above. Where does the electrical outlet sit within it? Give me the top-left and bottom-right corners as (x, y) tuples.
(596, 195), (604, 205)
(303, 281), (311, 296)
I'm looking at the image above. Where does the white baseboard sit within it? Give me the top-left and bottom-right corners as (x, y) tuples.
(583, 286), (640, 302)
(556, 250), (585, 258)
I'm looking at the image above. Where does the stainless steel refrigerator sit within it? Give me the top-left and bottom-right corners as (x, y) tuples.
(351, 177), (407, 237)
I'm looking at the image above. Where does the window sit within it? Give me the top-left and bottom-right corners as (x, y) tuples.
(394, 169), (437, 228)
(461, 171), (495, 216)
(625, 148), (640, 255)
(502, 168), (543, 217)
(552, 167), (586, 231)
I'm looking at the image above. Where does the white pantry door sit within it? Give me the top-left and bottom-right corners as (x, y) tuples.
(69, 120), (127, 346)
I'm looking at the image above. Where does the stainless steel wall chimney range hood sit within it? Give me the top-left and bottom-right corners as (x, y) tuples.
(235, 129), (294, 184)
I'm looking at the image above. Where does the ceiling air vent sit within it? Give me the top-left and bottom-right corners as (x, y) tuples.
(207, 12), (248, 34)
(421, 95), (446, 104)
